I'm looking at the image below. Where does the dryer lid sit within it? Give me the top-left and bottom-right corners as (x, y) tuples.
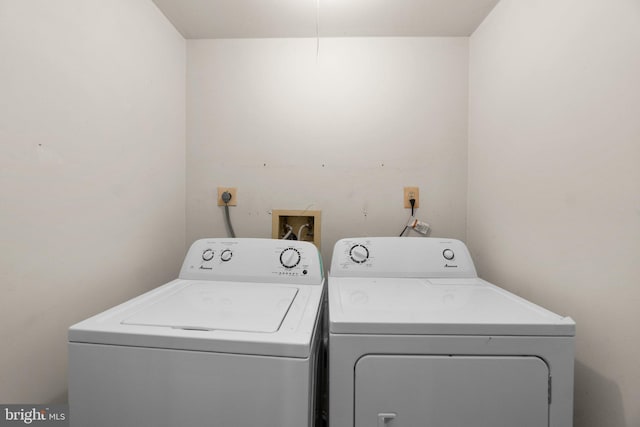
(122, 282), (298, 333)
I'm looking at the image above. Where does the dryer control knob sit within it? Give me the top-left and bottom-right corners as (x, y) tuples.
(443, 249), (455, 260)
(349, 245), (369, 264)
(280, 248), (301, 269)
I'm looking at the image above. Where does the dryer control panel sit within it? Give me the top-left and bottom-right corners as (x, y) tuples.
(179, 238), (323, 285)
(330, 237), (477, 278)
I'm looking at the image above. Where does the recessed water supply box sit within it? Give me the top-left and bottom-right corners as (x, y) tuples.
(272, 210), (321, 249)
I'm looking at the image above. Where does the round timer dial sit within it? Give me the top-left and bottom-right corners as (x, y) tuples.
(280, 248), (301, 269)
(220, 249), (233, 262)
(349, 245), (369, 264)
(202, 249), (214, 261)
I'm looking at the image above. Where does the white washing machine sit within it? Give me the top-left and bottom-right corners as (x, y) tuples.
(69, 238), (325, 427)
(329, 237), (575, 427)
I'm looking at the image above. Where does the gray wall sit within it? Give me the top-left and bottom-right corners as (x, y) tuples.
(468, 1), (640, 426)
(186, 37), (469, 262)
(0, 0), (186, 403)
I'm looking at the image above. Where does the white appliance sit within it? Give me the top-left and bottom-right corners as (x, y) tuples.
(329, 237), (575, 427)
(69, 238), (325, 427)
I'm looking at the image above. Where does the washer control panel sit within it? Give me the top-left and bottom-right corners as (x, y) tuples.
(179, 238), (323, 285)
(198, 247), (233, 270)
(330, 237), (477, 279)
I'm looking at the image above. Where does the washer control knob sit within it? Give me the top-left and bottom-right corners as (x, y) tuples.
(443, 249), (455, 260)
(349, 245), (370, 264)
(280, 248), (301, 269)
(220, 249), (232, 262)
(202, 249), (214, 261)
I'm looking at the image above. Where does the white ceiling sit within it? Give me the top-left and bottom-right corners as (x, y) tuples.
(151, 0), (500, 39)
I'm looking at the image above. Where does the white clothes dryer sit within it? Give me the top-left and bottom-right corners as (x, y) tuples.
(69, 238), (325, 427)
(328, 237), (575, 427)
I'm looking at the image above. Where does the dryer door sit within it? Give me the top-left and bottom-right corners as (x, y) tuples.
(355, 355), (549, 427)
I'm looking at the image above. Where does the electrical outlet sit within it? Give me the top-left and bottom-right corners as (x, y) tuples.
(403, 187), (420, 209)
(217, 187), (237, 206)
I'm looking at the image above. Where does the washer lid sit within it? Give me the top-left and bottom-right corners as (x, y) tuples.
(123, 282), (298, 333)
(329, 277), (575, 336)
(69, 279), (325, 358)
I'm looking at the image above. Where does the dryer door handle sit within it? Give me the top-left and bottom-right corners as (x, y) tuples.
(377, 412), (397, 427)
